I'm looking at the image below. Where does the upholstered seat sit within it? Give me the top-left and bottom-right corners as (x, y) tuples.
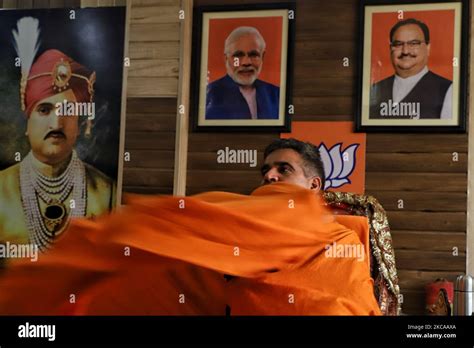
(324, 191), (401, 316)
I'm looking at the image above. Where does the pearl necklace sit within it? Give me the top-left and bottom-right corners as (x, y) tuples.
(20, 151), (87, 252)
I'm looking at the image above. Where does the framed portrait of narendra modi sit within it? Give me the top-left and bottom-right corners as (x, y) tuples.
(192, 3), (295, 132)
(0, 7), (127, 253)
(356, 0), (468, 132)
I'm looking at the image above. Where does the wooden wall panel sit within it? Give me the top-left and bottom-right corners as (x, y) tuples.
(366, 173), (466, 192)
(81, 0), (98, 6)
(373, 192), (467, 212)
(131, 3), (178, 23)
(2, 0), (17, 8)
(4, 0), (84, 7)
(127, 76), (178, 97)
(17, 0), (33, 8)
(127, 0), (180, 97)
(185, 0), (468, 315)
(129, 41), (180, 59)
(392, 231), (466, 252)
(124, 97), (176, 195)
(33, 0), (50, 7)
(121, 0), (179, 195)
(367, 134), (468, 152)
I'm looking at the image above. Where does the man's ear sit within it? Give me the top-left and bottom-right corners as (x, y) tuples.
(310, 176), (322, 192)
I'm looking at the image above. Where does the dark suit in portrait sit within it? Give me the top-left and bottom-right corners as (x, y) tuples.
(370, 71), (452, 119)
(205, 74), (280, 120)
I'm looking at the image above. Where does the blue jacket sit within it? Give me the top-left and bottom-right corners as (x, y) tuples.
(205, 74), (280, 119)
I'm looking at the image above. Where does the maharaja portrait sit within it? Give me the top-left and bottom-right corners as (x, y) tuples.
(0, 8), (126, 253)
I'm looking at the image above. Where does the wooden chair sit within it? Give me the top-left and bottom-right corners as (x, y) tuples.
(324, 191), (401, 315)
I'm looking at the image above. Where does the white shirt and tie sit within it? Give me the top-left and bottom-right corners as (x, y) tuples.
(392, 66), (453, 120)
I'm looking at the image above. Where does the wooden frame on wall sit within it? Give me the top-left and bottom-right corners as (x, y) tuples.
(355, 0), (469, 132)
(191, 2), (295, 132)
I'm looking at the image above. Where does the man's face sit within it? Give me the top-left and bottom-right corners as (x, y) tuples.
(225, 33), (264, 86)
(27, 89), (79, 165)
(390, 24), (430, 78)
(260, 149), (322, 192)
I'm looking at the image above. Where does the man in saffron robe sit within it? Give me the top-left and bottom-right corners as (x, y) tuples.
(0, 139), (380, 315)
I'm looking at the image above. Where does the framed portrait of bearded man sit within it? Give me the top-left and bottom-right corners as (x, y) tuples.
(192, 2), (295, 132)
(0, 7), (127, 253)
(356, 0), (468, 132)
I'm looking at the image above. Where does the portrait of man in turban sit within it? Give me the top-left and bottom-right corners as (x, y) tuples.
(0, 9), (126, 253)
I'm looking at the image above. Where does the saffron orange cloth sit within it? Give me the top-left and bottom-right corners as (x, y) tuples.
(0, 183), (381, 315)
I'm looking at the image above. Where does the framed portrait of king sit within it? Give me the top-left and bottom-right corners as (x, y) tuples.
(192, 3), (295, 132)
(356, 0), (468, 132)
(0, 7), (127, 253)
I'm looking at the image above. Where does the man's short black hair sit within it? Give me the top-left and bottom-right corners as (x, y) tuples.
(263, 138), (326, 189)
(390, 18), (430, 44)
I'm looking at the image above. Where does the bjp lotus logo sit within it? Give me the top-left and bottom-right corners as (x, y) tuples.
(318, 143), (359, 190)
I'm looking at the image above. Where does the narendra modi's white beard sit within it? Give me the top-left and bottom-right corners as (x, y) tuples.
(226, 60), (262, 86)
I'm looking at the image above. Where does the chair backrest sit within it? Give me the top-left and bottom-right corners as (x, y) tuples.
(324, 191), (401, 316)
